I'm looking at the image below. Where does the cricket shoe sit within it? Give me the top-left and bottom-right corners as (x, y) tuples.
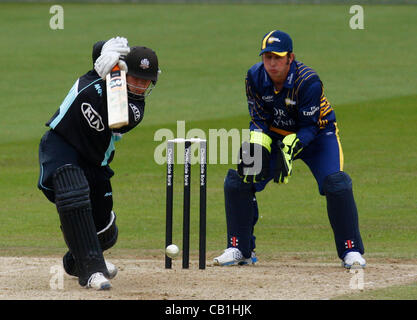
(213, 248), (257, 266)
(86, 272), (111, 290)
(342, 251), (366, 269)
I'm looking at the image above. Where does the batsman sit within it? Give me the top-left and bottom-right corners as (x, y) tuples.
(37, 37), (160, 289)
(214, 30), (366, 268)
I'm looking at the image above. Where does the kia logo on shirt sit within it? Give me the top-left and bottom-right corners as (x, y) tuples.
(81, 102), (105, 132)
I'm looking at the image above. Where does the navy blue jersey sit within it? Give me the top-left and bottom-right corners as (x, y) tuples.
(246, 60), (335, 147)
(46, 70), (145, 166)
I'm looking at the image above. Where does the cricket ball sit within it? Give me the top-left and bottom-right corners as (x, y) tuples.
(165, 244), (180, 258)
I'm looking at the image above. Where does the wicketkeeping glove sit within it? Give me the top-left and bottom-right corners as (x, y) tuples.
(274, 134), (303, 184)
(94, 36), (130, 79)
(282, 133), (303, 159)
(238, 131), (272, 184)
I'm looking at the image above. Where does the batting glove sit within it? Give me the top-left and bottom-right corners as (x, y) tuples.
(101, 36), (130, 56)
(94, 37), (130, 79)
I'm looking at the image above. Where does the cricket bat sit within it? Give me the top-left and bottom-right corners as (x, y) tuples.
(106, 64), (129, 129)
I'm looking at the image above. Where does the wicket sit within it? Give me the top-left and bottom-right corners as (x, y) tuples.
(165, 138), (207, 269)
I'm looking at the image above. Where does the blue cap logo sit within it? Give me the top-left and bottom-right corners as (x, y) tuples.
(259, 30), (293, 56)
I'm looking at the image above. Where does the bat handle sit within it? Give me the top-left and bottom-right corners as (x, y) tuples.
(111, 64), (120, 72)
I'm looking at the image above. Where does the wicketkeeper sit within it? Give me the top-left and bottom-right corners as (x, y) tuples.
(214, 30), (366, 268)
(37, 37), (160, 289)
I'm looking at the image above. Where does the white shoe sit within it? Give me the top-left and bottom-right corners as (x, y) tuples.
(105, 261), (118, 279)
(342, 251), (366, 269)
(86, 272), (111, 290)
(213, 248), (257, 266)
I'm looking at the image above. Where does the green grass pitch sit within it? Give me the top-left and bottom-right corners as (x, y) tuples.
(0, 3), (416, 299)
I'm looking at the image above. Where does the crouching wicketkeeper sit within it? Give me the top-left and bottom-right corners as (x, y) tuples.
(213, 30), (366, 269)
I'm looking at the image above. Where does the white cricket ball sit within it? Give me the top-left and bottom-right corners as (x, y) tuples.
(165, 244), (180, 258)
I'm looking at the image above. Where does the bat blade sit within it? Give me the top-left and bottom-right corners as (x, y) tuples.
(106, 65), (129, 129)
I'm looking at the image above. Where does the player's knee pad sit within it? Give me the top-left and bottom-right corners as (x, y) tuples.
(323, 171), (352, 195)
(97, 211), (118, 251)
(224, 169), (254, 214)
(53, 164), (91, 214)
(224, 168), (253, 192)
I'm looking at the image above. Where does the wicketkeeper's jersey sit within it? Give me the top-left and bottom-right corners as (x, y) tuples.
(46, 70), (145, 166)
(246, 60), (336, 147)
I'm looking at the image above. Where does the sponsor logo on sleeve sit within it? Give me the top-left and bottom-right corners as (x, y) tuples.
(302, 106), (319, 116)
(94, 84), (102, 97)
(129, 103), (141, 122)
